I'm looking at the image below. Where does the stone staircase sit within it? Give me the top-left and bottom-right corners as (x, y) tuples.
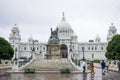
(21, 58), (78, 71)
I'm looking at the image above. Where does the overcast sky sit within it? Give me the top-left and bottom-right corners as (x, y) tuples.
(0, 0), (120, 42)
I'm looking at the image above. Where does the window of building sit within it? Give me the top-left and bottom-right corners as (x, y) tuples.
(24, 47), (26, 50)
(95, 47), (97, 50)
(5, 61), (8, 64)
(88, 47), (90, 50)
(37, 47), (39, 50)
(13, 32), (16, 35)
(43, 47), (45, 50)
(11, 62), (13, 65)
(92, 54), (94, 59)
(15, 62), (17, 65)
(12, 45), (14, 48)
(112, 31), (115, 34)
(92, 47), (94, 50)
(101, 47), (103, 50)
(72, 46), (74, 49)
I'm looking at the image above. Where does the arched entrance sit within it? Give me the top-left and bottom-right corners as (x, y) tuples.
(60, 44), (68, 58)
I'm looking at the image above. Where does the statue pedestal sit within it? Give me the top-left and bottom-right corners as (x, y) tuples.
(46, 44), (60, 59)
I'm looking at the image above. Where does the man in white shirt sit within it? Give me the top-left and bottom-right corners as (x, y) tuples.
(105, 61), (110, 71)
(82, 60), (87, 73)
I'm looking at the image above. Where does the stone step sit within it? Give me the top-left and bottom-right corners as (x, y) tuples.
(22, 59), (77, 71)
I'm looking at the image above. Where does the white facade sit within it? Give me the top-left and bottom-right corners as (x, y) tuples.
(9, 13), (117, 61)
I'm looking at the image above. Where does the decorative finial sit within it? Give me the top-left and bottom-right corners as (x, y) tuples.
(56, 27), (58, 31)
(63, 12), (64, 17)
(30, 35), (32, 37)
(51, 28), (52, 34)
(97, 34), (99, 37)
(111, 22), (113, 25)
(62, 12), (66, 22)
(15, 24), (17, 26)
(51, 28), (52, 31)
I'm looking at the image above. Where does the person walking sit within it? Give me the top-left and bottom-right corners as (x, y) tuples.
(105, 61), (110, 72)
(101, 60), (106, 75)
(82, 60), (87, 73)
(117, 60), (120, 72)
(89, 61), (95, 74)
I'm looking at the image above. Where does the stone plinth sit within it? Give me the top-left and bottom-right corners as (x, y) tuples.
(46, 44), (60, 59)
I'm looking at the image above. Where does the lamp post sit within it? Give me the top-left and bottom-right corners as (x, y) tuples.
(12, 47), (18, 71)
(69, 41), (73, 59)
(40, 46), (42, 54)
(70, 45), (72, 52)
(31, 39), (35, 60)
(32, 40), (35, 51)
(40, 46), (42, 58)
(82, 47), (85, 60)
(14, 47), (18, 61)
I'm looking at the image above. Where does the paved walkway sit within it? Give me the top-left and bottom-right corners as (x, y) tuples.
(0, 62), (118, 74)
(1, 68), (120, 80)
(0, 65), (12, 75)
(94, 63), (118, 72)
(0, 66), (11, 69)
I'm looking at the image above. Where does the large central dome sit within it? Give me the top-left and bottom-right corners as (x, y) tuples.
(56, 12), (77, 40)
(57, 12), (73, 32)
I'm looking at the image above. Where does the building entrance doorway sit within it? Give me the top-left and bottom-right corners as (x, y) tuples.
(60, 44), (68, 58)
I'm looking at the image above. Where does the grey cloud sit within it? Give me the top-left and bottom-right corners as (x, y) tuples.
(0, 0), (120, 42)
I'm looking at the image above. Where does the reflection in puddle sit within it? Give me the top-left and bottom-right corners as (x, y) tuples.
(0, 73), (89, 80)
(0, 67), (119, 80)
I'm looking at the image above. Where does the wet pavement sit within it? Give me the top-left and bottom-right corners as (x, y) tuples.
(0, 68), (120, 80)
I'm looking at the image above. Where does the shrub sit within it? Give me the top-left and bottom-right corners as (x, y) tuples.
(24, 68), (35, 73)
(93, 59), (101, 63)
(60, 68), (71, 74)
(87, 61), (90, 64)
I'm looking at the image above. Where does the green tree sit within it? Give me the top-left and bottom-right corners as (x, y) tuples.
(0, 37), (14, 61)
(105, 35), (120, 60)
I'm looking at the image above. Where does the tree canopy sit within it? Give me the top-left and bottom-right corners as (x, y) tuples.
(105, 34), (120, 60)
(0, 37), (14, 60)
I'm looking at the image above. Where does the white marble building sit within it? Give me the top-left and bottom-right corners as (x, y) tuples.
(9, 13), (117, 61)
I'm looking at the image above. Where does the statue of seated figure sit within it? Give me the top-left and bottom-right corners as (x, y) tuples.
(48, 28), (59, 44)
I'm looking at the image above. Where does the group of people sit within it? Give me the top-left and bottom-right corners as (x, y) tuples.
(82, 60), (95, 74)
(101, 60), (120, 74)
(82, 60), (107, 74)
(82, 59), (120, 75)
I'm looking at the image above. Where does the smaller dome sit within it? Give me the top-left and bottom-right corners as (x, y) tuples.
(109, 22), (116, 29)
(12, 24), (19, 32)
(95, 35), (101, 42)
(28, 35), (33, 42)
